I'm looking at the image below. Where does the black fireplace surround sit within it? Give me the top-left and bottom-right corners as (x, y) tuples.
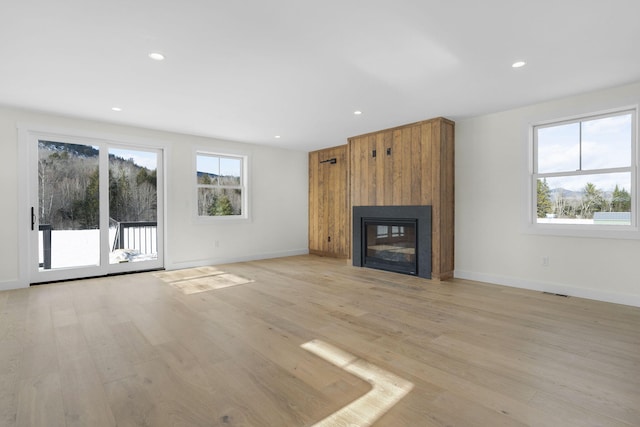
(353, 205), (432, 279)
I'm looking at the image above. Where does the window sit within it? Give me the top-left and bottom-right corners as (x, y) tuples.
(532, 109), (636, 232)
(196, 152), (246, 218)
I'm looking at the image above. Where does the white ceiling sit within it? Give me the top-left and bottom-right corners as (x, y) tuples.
(2, 0), (640, 151)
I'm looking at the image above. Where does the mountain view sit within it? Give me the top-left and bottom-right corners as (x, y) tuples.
(537, 179), (631, 221)
(38, 140), (157, 230)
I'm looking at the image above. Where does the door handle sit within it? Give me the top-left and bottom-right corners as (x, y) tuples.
(31, 207), (35, 230)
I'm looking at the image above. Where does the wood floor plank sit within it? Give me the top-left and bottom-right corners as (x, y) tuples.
(78, 311), (138, 383)
(201, 358), (300, 426)
(104, 373), (157, 427)
(1, 255), (639, 426)
(0, 371), (19, 427)
(108, 320), (161, 366)
(16, 372), (65, 427)
(58, 353), (117, 427)
(430, 333), (640, 424)
(0, 294), (28, 427)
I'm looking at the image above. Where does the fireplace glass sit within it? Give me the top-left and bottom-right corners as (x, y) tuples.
(364, 219), (417, 275)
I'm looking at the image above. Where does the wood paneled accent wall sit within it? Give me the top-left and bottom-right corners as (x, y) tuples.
(308, 117), (454, 280)
(348, 117), (455, 280)
(308, 145), (350, 258)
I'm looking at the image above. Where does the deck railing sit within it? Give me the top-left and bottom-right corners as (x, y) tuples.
(38, 221), (158, 270)
(112, 221), (158, 255)
(39, 224), (52, 270)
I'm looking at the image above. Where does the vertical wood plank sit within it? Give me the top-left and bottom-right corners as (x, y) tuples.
(349, 139), (358, 208)
(338, 145), (350, 257)
(420, 121), (433, 206)
(308, 151), (317, 253)
(359, 137), (369, 206)
(392, 129), (403, 205)
(321, 150), (330, 254)
(375, 132), (385, 206)
(401, 126), (413, 204)
(320, 150), (329, 254)
(346, 142), (352, 258)
(439, 120), (455, 279)
(367, 135), (378, 205)
(383, 131), (394, 206)
(410, 125), (422, 205)
(328, 148), (336, 255)
(430, 119), (442, 279)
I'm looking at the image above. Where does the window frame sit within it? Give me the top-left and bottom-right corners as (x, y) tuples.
(528, 107), (639, 239)
(195, 150), (249, 221)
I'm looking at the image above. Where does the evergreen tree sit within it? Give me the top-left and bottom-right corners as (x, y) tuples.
(537, 178), (552, 218)
(212, 194), (234, 216)
(612, 185), (631, 212)
(136, 168), (157, 188)
(200, 173), (212, 185)
(73, 167), (100, 228)
(580, 182), (603, 219)
(109, 169), (132, 221)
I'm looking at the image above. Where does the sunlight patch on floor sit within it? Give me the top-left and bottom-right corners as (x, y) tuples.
(301, 339), (413, 427)
(154, 267), (254, 294)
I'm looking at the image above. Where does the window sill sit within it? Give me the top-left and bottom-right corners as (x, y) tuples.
(524, 223), (640, 240)
(195, 214), (251, 224)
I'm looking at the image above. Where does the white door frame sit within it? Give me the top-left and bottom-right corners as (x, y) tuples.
(18, 124), (166, 285)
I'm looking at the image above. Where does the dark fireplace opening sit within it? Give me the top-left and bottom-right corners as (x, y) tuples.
(353, 205), (431, 279)
(364, 220), (417, 275)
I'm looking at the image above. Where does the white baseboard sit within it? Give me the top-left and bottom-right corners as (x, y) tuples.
(454, 270), (640, 308)
(0, 280), (28, 292)
(166, 248), (309, 271)
(1, 250), (310, 292)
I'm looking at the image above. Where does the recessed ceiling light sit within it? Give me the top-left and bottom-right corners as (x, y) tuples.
(148, 52), (165, 61)
(354, 110), (362, 115)
(512, 61), (526, 68)
(111, 107), (122, 112)
(274, 135), (281, 139)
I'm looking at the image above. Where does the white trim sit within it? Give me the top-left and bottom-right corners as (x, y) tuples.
(17, 123), (168, 285)
(193, 147), (251, 222)
(524, 105), (640, 239)
(16, 122), (170, 150)
(17, 127), (31, 289)
(454, 270), (640, 308)
(0, 280), (28, 292)
(165, 248), (308, 271)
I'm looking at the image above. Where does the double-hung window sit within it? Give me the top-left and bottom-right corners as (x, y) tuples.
(196, 152), (247, 218)
(532, 108), (637, 233)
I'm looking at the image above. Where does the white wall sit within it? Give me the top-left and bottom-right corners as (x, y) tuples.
(455, 81), (640, 307)
(0, 106), (309, 290)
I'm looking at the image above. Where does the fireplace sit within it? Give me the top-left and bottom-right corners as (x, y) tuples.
(353, 206), (432, 278)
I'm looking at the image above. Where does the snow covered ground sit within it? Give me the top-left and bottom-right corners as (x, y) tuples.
(39, 229), (157, 269)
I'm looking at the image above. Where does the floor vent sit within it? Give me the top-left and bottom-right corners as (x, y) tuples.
(543, 292), (569, 298)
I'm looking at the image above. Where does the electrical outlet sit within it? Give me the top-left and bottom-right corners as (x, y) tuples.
(214, 240), (220, 248)
(542, 256), (549, 267)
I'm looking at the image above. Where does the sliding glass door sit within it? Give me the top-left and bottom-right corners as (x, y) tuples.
(30, 135), (163, 283)
(108, 147), (160, 268)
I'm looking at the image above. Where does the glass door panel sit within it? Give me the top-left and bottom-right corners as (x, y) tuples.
(38, 140), (100, 271)
(30, 133), (164, 284)
(108, 148), (159, 265)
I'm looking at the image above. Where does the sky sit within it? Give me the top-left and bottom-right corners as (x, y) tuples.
(196, 155), (241, 177)
(536, 112), (633, 191)
(109, 148), (158, 170)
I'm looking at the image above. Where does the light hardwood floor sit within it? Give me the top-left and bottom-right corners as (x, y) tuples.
(1, 255), (639, 426)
